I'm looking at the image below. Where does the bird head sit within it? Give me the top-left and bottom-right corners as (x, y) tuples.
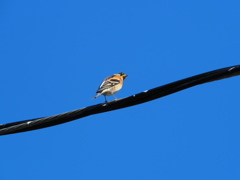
(118, 72), (128, 80)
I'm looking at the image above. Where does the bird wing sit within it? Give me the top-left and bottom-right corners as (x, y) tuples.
(97, 76), (121, 93)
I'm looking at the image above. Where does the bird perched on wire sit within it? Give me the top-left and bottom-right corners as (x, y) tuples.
(92, 72), (128, 102)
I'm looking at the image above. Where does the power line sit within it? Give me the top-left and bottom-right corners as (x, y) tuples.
(1, 65), (240, 136)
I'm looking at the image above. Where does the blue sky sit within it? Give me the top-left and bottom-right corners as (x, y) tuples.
(1, 1), (240, 179)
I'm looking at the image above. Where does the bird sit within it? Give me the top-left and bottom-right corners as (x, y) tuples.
(92, 72), (128, 102)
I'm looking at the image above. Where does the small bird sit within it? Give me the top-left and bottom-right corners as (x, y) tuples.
(92, 72), (128, 102)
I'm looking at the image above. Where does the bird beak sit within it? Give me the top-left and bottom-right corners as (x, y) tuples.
(122, 74), (128, 79)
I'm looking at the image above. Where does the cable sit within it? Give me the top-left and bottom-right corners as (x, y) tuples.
(0, 65), (240, 136)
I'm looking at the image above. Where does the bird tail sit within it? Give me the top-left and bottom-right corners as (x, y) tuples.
(91, 93), (101, 100)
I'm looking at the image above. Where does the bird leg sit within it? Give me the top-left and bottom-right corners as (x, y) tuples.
(104, 96), (108, 102)
(113, 95), (118, 100)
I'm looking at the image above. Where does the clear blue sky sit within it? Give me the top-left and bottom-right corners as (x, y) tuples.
(1, 1), (240, 179)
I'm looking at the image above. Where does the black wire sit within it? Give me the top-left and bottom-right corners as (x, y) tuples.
(1, 65), (240, 136)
